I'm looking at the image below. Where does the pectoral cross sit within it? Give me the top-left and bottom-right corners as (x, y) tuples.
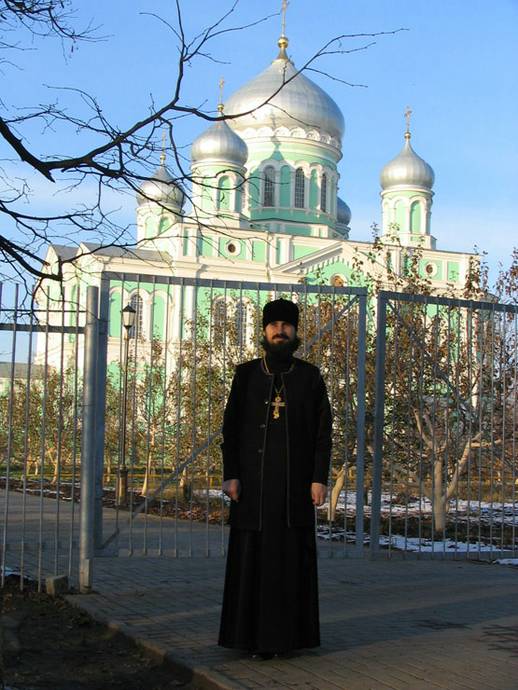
(272, 394), (285, 419)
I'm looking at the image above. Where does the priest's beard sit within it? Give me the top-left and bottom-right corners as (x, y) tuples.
(261, 333), (300, 361)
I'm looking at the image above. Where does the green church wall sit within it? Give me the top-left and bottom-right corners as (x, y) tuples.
(410, 202), (422, 232)
(252, 240), (266, 262)
(248, 172), (260, 209)
(280, 166), (291, 207)
(275, 238), (282, 264)
(419, 259), (443, 281)
(310, 170), (318, 209)
(293, 245), (315, 260)
(151, 293), (165, 339)
(109, 290), (122, 337)
(218, 238), (246, 260)
(246, 143), (337, 171)
(218, 176), (230, 210)
(395, 201), (406, 231)
(200, 235), (214, 257)
(250, 207), (331, 230)
(447, 261), (460, 282)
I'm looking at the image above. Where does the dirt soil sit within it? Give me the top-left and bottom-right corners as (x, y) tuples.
(0, 576), (201, 690)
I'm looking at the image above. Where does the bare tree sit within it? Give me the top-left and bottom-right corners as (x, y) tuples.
(0, 0), (402, 288)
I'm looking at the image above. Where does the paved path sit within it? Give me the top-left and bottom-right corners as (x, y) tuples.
(69, 555), (518, 690)
(3, 494), (518, 688)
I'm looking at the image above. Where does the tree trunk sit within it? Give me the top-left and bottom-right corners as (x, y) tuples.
(329, 467), (345, 522)
(432, 458), (447, 533)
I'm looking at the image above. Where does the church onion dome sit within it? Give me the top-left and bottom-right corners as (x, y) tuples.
(337, 197), (351, 226)
(224, 38), (344, 144)
(191, 118), (248, 167)
(137, 162), (185, 209)
(380, 132), (435, 191)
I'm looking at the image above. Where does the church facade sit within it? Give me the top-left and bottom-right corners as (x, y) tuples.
(36, 32), (476, 366)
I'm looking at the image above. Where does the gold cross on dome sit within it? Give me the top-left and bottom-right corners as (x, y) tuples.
(404, 106), (412, 134)
(281, 0), (289, 36)
(218, 77), (225, 114)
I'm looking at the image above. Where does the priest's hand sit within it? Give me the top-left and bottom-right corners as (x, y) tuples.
(223, 479), (241, 502)
(311, 482), (327, 507)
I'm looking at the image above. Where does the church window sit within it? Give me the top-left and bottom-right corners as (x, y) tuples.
(294, 168), (305, 208)
(129, 293), (144, 340)
(425, 262), (437, 277)
(320, 173), (328, 212)
(263, 166), (275, 207)
(212, 298), (227, 342)
(235, 300), (248, 346)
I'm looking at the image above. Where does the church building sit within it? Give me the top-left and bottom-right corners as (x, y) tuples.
(36, 29), (476, 365)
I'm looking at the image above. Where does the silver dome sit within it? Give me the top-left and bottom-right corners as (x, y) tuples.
(191, 119), (248, 166)
(337, 196), (351, 226)
(137, 163), (185, 209)
(224, 49), (344, 142)
(380, 134), (434, 190)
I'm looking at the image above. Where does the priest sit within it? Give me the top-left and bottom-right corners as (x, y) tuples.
(218, 297), (332, 658)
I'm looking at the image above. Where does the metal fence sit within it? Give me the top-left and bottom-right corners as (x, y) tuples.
(95, 274), (367, 562)
(2, 276), (517, 592)
(371, 291), (518, 559)
(0, 282), (92, 590)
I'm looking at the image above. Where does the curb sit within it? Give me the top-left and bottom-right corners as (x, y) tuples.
(65, 593), (235, 690)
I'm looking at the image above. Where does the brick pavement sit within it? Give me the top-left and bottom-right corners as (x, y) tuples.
(68, 555), (518, 690)
(3, 494), (518, 689)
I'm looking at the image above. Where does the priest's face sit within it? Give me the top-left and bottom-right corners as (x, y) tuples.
(263, 320), (298, 356)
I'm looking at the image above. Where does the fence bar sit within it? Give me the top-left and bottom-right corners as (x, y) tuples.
(371, 294), (388, 556)
(354, 293), (367, 556)
(79, 286), (99, 593)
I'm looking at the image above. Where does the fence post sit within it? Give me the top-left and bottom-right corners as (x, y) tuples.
(370, 293), (387, 557)
(354, 291), (367, 557)
(79, 286), (99, 593)
(94, 276), (109, 549)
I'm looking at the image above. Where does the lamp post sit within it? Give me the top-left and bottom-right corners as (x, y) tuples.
(116, 303), (136, 507)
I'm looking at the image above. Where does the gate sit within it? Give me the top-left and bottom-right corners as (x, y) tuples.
(371, 291), (518, 559)
(95, 274), (368, 562)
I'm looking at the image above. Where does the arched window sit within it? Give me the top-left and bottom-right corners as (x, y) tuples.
(294, 168), (305, 208)
(129, 293), (144, 340)
(263, 166), (275, 207)
(320, 173), (327, 212)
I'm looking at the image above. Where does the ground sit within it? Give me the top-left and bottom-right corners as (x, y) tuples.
(0, 576), (201, 690)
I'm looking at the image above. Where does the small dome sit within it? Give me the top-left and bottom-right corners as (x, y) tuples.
(224, 42), (344, 144)
(137, 163), (185, 209)
(337, 197), (351, 226)
(191, 119), (248, 167)
(380, 134), (434, 190)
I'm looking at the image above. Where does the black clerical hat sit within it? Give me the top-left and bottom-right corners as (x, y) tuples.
(262, 298), (299, 330)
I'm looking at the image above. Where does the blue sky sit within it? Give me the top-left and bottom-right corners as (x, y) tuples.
(3, 0), (517, 281)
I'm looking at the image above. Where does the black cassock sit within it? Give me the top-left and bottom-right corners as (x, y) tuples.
(218, 360), (320, 654)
